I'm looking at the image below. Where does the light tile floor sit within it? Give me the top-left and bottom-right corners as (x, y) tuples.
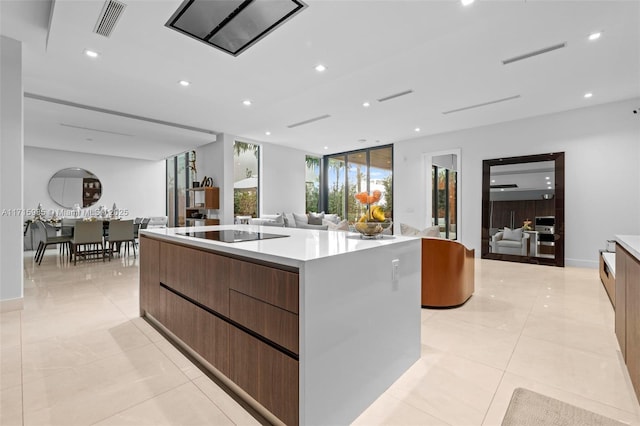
(1, 250), (639, 425)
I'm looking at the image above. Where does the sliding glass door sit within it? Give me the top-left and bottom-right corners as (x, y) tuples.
(324, 145), (393, 224)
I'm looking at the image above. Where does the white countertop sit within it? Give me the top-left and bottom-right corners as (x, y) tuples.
(615, 235), (640, 261)
(141, 225), (419, 267)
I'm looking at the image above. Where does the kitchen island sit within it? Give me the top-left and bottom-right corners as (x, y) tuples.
(139, 225), (421, 425)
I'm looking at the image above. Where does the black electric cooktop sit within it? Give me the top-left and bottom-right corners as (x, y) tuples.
(175, 230), (289, 243)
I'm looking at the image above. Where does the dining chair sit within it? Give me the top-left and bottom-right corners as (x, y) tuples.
(33, 221), (72, 265)
(71, 221), (105, 265)
(105, 219), (136, 260)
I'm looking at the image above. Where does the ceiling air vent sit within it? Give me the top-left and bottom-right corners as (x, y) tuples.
(287, 114), (331, 129)
(502, 42), (567, 65)
(166, 0), (307, 57)
(94, 0), (127, 37)
(442, 95), (521, 115)
(377, 90), (414, 103)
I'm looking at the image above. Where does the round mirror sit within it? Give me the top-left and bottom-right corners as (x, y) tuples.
(48, 168), (102, 209)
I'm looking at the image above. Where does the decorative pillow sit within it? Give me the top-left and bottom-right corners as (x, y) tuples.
(419, 226), (441, 238)
(308, 212), (325, 225)
(503, 227), (523, 241)
(400, 223), (440, 238)
(325, 219), (349, 231)
(400, 223), (420, 236)
(282, 212), (296, 228)
(323, 213), (340, 224)
(293, 212), (309, 227)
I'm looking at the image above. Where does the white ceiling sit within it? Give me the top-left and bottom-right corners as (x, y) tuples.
(1, 0), (639, 161)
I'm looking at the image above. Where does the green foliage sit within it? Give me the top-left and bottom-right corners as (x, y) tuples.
(234, 141), (259, 158)
(381, 175), (393, 217)
(305, 182), (319, 213)
(234, 190), (257, 217)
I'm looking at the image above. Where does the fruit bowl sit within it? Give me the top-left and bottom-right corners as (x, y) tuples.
(353, 220), (393, 239)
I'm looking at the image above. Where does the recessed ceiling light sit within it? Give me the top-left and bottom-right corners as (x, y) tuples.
(588, 32), (602, 41)
(547, 186), (552, 189)
(242, 99), (252, 106)
(461, 0), (475, 6)
(414, 127), (421, 132)
(491, 179), (496, 183)
(584, 93), (593, 98)
(265, 131), (271, 136)
(358, 138), (366, 143)
(84, 49), (99, 58)
(178, 80), (190, 87)
(362, 101), (370, 108)
(315, 64), (326, 72)
(500, 188), (505, 192)
(323, 146), (328, 150)
(545, 176), (550, 180)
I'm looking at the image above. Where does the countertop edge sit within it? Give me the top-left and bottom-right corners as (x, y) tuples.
(140, 226), (419, 267)
(615, 235), (640, 261)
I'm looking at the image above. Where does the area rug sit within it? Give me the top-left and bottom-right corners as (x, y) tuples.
(501, 388), (627, 426)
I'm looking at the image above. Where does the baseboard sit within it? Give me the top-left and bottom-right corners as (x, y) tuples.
(0, 297), (23, 313)
(565, 258), (598, 269)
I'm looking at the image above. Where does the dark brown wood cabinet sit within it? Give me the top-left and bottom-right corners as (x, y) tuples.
(160, 242), (230, 316)
(140, 236), (300, 425)
(491, 199), (554, 230)
(229, 327), (299, 426)
(139, 236), (160, 317)
(615, 243), (640, 402)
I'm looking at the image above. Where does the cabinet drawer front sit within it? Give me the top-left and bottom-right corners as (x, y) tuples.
(160, 243), (230, 315)
(229, 260), (298, 314)
(230, 290), (298, 354)
(229, 327), (298, 426)
(159, 286), (230, 376)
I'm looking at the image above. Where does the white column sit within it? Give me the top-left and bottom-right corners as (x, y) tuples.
(0, 36), (24, 311)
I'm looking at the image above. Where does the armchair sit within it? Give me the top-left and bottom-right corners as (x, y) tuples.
(421, 238), (475, 308)
(491, 228), (530, 256)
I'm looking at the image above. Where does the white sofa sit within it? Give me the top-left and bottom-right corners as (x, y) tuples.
(249, 212), (347, 231)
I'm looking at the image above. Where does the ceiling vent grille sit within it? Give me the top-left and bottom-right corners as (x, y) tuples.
(377, 90), (414, 103)
(502, 42), (567, 65)
(442, 95), (521, 115)
(94, 0), (127, 38)
(287, 114), (331, 128)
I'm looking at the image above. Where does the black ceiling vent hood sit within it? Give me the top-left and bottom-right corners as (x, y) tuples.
(166, 0), (307, 56)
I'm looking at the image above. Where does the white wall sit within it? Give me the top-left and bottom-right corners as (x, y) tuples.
(196, 135), (307, 224)
(0, 36), (24, 306)
(394, 98), (640, 268)
(261, 141), (307, 214)
(24, 147), (166, 220)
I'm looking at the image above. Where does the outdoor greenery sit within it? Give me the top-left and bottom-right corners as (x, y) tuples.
(234, 190), (257, 217)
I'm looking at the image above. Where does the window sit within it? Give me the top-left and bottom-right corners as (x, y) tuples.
(166, 151), (191, 227)
(233, 141), (260, 218)
(305, 155), (320, 213)
(323, 145), (393, 224)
